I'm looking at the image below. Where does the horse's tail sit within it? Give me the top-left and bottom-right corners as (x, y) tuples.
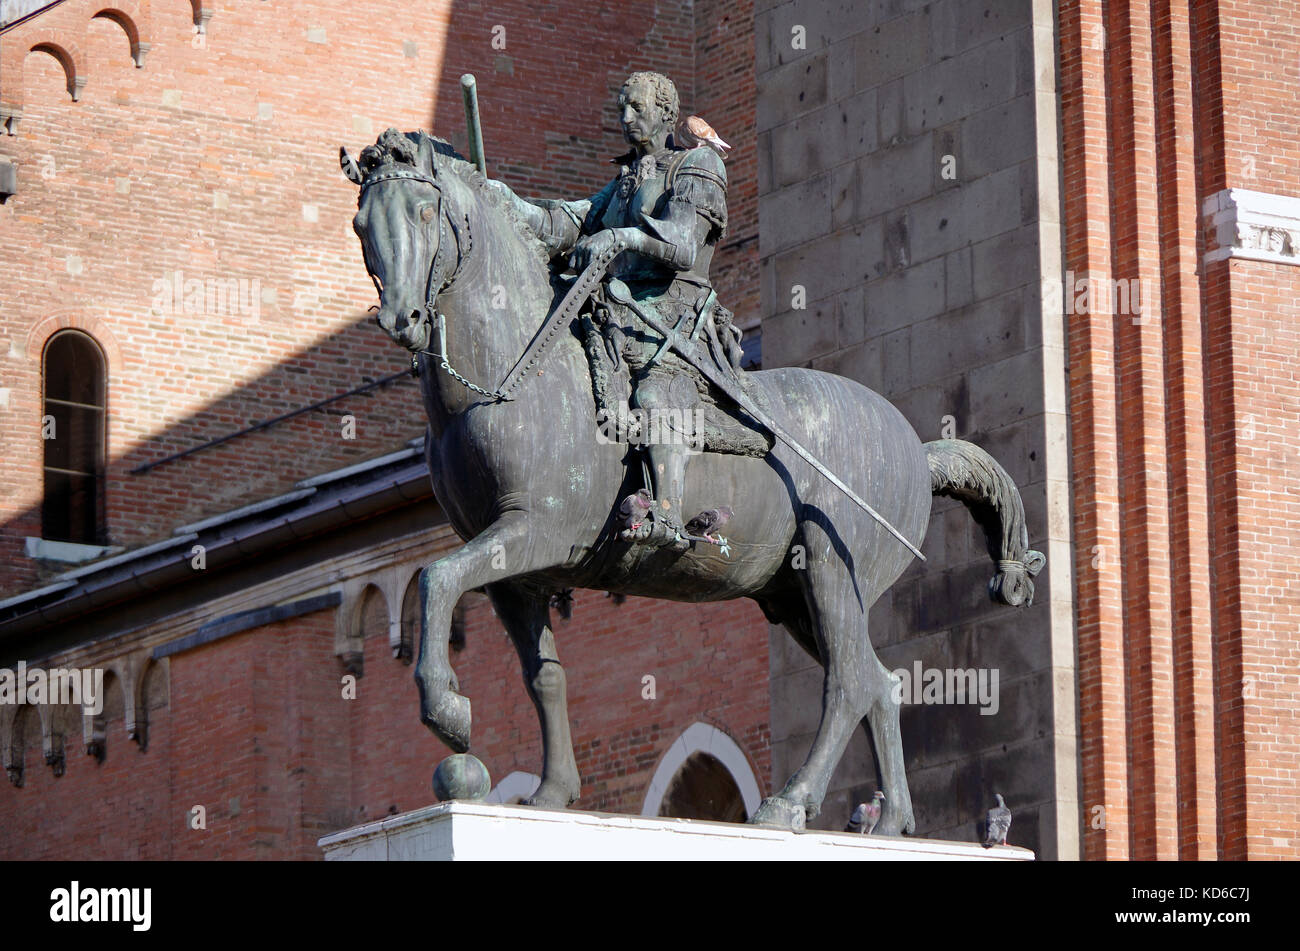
(924, 438), (1045, 607)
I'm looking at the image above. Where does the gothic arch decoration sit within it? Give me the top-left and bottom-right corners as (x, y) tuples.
(122, 652), (164, 751)
(640, 722), (762, 822)
(36, 700), (75, 777)
(337, 583), (389, 677)
(82, 664), (123, 762)
(78, 651), (152, 761)
(485, 770), (541, 805)
(2, 703), (37, 787)
(398, 569), (421, 664)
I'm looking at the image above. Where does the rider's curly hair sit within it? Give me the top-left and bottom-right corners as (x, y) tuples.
(620, 72), (679, 129)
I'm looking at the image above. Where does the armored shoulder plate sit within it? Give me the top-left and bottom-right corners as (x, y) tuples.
(666, 146), (728, 192)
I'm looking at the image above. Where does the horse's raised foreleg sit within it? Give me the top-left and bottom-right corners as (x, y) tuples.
(487, 582), (582, 809)
(415, 514), (560, 752)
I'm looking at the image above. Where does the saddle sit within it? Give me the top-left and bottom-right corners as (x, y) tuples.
(579, 281), (772, 458)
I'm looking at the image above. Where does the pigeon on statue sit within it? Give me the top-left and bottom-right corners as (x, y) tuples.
(846, 802), (868, 833)
(677, 115), (732, 156)
(984, 793), (1012, 848)
(684, 505), (733, 541)
(619, 489), (653, 531)
(846, 791), (884, 834)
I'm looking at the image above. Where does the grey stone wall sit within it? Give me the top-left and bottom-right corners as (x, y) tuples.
(756, 0), (1075, 858)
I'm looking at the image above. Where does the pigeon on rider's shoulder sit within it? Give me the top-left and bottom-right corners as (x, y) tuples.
(845, 791), (884, 834)
(684, 505), (733, 541)
(676, 115), (732, 157)
(984, 793), (1012, 848)
(619, 489), (653, 531)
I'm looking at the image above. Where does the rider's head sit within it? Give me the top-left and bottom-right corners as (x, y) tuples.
(619, 72), (678, 154)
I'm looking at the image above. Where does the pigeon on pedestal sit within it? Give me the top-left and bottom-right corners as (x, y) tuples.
(984, 793), (1012, 847)
(846, 791), (885, 834)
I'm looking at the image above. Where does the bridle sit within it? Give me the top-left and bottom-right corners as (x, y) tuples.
(361, 165), (509, 401)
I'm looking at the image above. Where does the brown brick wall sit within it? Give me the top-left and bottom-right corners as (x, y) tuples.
(693, 0), (759, 331)
(0, 591), (770, 859)
(1061, 0), (1299, 860)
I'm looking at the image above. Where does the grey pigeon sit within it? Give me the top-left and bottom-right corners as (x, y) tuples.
(845, 791), (884, 834)
(619, 488), (653, 530)
(984, 793), (1012, 847)
(684, 505), (733, 541)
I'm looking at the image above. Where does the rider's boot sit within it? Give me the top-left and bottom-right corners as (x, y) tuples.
(646, 444), (691, 552)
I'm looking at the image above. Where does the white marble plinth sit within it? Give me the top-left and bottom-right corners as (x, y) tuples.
(318, 801), (1035, 861)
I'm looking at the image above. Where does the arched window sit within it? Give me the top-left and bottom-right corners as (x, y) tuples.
(641, 722), (762, 823)
(42, 331), (107, 545)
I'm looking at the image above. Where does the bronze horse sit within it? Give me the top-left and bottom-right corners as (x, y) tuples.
(341, 130), (1043, 833)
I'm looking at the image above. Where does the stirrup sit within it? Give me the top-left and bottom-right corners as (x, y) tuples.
(619, 513), (690, 552)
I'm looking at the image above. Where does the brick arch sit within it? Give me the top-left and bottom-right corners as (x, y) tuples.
(27, 314), (123, 384)
(92, 4), (153, 68)
(19, 31), (89, 103)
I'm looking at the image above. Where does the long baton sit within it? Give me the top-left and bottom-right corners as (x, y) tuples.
(605, 279), (926, 562)
(461, 74), (487, 176)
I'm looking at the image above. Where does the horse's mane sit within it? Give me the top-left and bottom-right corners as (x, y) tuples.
(360, 128), (549, 267)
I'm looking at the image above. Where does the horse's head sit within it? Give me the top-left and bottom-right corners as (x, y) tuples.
(342, 128), (454, 353)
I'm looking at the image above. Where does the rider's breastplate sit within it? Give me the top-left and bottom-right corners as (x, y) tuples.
(599, 160), (678, 285)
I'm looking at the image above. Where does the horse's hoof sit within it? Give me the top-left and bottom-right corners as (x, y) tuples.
(523, 779), (579, 810)
(749, 797), (806, 831)
(874, 808), (915, 837)
(422, 691), (472, 753)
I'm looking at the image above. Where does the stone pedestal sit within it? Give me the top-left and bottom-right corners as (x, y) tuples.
(318, 801), (1036, 861)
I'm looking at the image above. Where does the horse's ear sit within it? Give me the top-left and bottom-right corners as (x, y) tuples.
(416, 133), (439, 179)
(340, 147), (363, 185)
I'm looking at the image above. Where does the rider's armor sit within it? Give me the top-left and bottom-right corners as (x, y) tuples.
(522, 143), (772, 541)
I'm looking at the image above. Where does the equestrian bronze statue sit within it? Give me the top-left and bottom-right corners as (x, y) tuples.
(340, 71), (1044, 834)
